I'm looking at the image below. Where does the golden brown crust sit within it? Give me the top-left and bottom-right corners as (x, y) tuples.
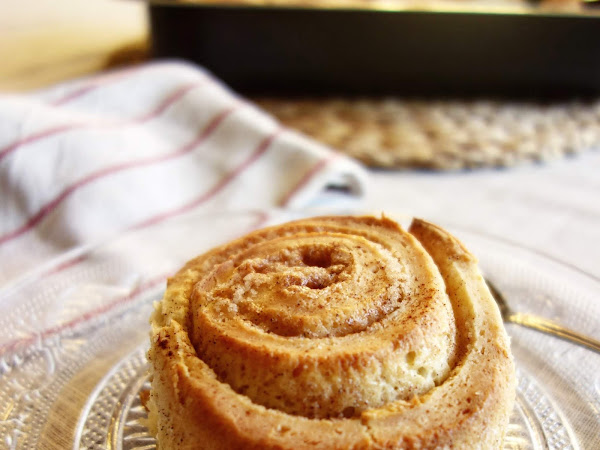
(147, 215), (515, 449)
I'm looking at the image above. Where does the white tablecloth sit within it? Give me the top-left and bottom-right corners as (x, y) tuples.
(362, 150), (600, 279)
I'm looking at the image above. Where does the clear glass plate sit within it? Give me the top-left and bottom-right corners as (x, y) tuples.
(0, 210), (598, 449)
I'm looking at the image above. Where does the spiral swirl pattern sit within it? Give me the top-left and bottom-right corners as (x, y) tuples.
(147, 216), (515, 449)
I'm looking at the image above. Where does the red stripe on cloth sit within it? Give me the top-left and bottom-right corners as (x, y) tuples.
(127, 81), (204, 123)
(0, 274), (166, 357)
(0, 81), (205, 164)
(0, 210), (273, 357)
(0, 123), (82, 163)
(0, 105), (240, 246)
(49, 64), (152, 106)
(43, 253), (89, 278)
(278, 153), (338, 207)
(43, 210), (271, 278)
(132, 128), (283, 230)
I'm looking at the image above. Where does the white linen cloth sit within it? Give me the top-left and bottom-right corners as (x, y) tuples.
(0, 61), (367, 287)
(364, 150), (600, 279)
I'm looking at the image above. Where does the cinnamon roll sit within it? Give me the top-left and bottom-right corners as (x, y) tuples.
(147, 215), (515, 449)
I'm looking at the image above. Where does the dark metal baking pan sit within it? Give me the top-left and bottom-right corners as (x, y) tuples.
(149, 1), (600, 97)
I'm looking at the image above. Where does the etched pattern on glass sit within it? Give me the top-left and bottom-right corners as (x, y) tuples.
(74, 347), (578, 450)
(1, 213), (598, 449)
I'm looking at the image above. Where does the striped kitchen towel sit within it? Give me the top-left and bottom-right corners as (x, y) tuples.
(0, 61), (367, 287)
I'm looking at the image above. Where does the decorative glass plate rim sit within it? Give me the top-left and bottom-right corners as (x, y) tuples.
(74, 343), (580, 450)
(0, 208), (598, 449)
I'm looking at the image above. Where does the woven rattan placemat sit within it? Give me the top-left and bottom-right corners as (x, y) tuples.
(256, 97), (600, 170)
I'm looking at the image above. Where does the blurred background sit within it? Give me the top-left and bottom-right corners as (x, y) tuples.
(0, 0), (148, 91)
(0, 2), (599, 449)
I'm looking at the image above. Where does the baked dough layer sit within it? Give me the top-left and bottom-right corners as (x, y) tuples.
(147, 216), (515, 449)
